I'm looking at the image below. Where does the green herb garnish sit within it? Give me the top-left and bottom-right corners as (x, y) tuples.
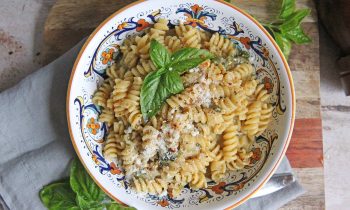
(140, 39), (214, 119)
(261, 0), (312, 59)
(40, 159), (136, 210)
(225, 0), (311, 59)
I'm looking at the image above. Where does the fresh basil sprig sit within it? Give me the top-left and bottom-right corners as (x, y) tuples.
(40, 159), (136, 210)
(261, 0), (311, 59)
(140, 39), (214, 119)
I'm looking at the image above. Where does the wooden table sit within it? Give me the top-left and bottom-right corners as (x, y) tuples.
(43, 0), (324, 209)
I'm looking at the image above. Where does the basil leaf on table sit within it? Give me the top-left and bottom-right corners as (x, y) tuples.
(170, 48), (214, 74)
(285, 25), (311, 44)
(279, 9), (310, 33)
(256, 0), (311, 59)
(39, 158), (137, 210)
(76, 195), (104, 210)
(39, 181), (79, 210)
(279, 0), (296, 19)
(70, 159), (106, 203)
(150, 39), (171, 68)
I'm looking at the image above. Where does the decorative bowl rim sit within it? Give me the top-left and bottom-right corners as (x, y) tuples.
(66, 0), (296, 209)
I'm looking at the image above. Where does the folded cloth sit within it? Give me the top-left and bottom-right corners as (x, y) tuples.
(0, 40), (305, 210)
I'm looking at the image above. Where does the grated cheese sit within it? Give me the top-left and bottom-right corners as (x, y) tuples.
(124, 126), (133, 134)
(189, 67), (200, 73)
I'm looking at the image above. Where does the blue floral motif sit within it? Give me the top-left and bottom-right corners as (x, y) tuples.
(176, 4), (216, 32)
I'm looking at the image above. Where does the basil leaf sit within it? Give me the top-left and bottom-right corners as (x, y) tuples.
(140, 68), (185, 118)
(40, 181), (79, 210)
(70, 159), (106, 203)
(274, 32), (292, 59)
(150, 39), (171, 69)
(279, 0), (295, 19)
(141, 70), (169, 118)
(170, 48), (214, 74)
(280, 9), (310, 33)
(106, 202), (137, 210)
(164, 71), (184, 94)
(285, 25), (311, 44)
(76, 195), (104, 210)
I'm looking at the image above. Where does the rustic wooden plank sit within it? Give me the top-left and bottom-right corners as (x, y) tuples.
(287, 118), (323, 168)
(292, 70), (320, 100)
(295, 99), (321, 119)
(293, 71), (321, 119)
(42, 0), (134, 64)
(279, 167), (325, 210)
(289, 23), (320, 72)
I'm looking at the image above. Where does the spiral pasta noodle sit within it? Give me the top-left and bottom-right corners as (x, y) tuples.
(92, 79), (113, 109)
(206, 33), (236, 57)
(231, 63), (254, 81)
(103, 132), (126, 160)
(166, 88), (194, 109)
(256, 103), (273, 136)
(106, 63), (127, 80)
(209, 141), (226, 182)
(130, 59), (156, 78)
(226, 148), (252, 170)
(242, 101), (262, 137)
(222, 125), (239, 161)
(164, 36), (183, 52)
(120, 37), (139, 68)
(99, 108), (115, 127)
(133, 177), (168, 195)
(255, 83), (270, 102)
(149, 18), (169, 44)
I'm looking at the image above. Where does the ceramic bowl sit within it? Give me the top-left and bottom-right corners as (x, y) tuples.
(67, 0), (295, 209)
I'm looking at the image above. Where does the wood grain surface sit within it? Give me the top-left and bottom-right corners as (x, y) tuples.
(42, 0), (324, 209)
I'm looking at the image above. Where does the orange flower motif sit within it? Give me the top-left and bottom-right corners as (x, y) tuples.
(110, 162), (122, 175)
(117, 22), (128, 30)
(92, 154), (99, 164)
(136, 19), (150, 32)
(157, 199), (169, 207)
(239, 37), (251, 49)
(232, 182), (245, 191)
(250, 147), (262, 164)
(212, 182), (226, 194)
(261, 46), (269, 57)
(185, 17), (207, 27)
(101, 48), (115, 65)
(263, 77), (273, 93)
(191, 4), (203, 14)
(87, 118), (100, 135)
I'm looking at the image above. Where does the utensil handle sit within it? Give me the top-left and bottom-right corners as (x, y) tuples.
(250, 173), (295, 198)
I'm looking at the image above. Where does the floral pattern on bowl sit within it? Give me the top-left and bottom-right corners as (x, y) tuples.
(67, 1), (295, 209)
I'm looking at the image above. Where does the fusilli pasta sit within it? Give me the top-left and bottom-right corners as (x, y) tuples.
(91, 18), (275, 197)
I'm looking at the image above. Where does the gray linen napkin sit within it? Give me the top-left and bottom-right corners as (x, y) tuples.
(0, 40), (304, 210)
